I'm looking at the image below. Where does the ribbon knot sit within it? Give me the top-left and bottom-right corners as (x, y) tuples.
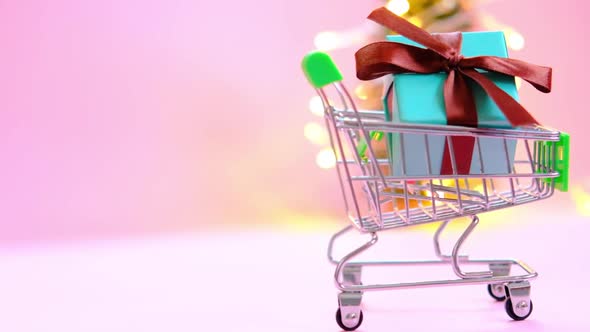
(445, 52), (463, 71)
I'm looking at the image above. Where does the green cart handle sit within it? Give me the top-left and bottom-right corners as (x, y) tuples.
(301, 51), (384, 161)
(553, 132), (570, 192)
(301, 51), (343, 89)
(538, 132), (570, 192)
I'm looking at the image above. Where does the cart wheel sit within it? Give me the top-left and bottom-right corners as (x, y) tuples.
(487, 284), (506, 301)
(505, 298), (533, 321)
(336, 308), (363, 331)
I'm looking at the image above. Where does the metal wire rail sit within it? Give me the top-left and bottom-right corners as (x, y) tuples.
(326, 102), (561, 232)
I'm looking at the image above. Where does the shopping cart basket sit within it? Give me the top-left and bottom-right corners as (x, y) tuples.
(301, 51), (570, 330)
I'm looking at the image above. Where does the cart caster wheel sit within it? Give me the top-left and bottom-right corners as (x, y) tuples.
(336, 308), (363, 331)
(487, 284), (506, 301)
(505, 298), (533, 321)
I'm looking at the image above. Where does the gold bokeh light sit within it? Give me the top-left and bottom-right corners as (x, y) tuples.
(304, 122), (329, 146)
(316, 148), (336, 169)
(314, 31), (341, 51)
(308, 96), (325, 117)
(386, 0), (411, 16)
(505, 30), (525, 51)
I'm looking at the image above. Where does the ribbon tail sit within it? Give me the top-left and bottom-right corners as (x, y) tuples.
(461, 68), (540, 127)
(443, 70), (478, 127)
(441, 136), (476, 175)
(440, 70), (477, 175)
(462, 56), (552, 93)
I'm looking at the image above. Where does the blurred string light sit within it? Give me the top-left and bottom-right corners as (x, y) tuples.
(572, 185), (590, 217)
(354, 85), (369, 101)
(314, 27), (372, 51)
(408, 16), (423, 27)
(441, 179), (484, 194)
(386, 0), (411, 15)
(307, 95), (335, 168)
(308, 95), (325, 116)
(313, 2), (526, 53)
(316, 148), (336, 169)
(440, 0), (459, 11)
(480, 14), (525, 51)
(515, 77), (523, 90)
(314, 31), (342, 51)
(304, 122), (329, 146)
(505, 29), (525, 51)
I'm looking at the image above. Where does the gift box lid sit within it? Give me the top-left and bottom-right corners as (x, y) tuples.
(385, 31), (519, 128)
(386, 31), (510, 58)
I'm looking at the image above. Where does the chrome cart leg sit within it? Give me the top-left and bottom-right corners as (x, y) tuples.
(451, 215), (493, 279)
(333, 233), (377, 331)
(433, 219), (468, 261)
(487, 263), (512, 301)
(336, 292), (364, 331)
(337, 264), (364, 330)
(504, 281), (533, 320)
(334, 232), (378, 291)
(327, 225), (354, 264)
(433, 219), (450, 259)
(342, 264), (363, 286)
(435, 218), (531, 301)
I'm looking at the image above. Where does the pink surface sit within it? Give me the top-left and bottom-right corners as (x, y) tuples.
(0, 0), (587, 242)
(1, 2), (586, 330)
(0, 210), (588, 331)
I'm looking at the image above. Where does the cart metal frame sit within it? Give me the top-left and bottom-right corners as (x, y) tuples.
(302, 51), (568, 330)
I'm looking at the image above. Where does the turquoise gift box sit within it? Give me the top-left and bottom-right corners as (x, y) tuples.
(384, 31), (518, 176)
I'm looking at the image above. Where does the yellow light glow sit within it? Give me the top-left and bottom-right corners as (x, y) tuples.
(442, 179), (456, 187)
(386, 0), (410, 16)
(274, 211), (341, 232)
(438, 179), (485, 198)
(440, 0), (458, 11)
(316, 148), (336, 169)
(314, 31), (341, 51)
(515, 77), (523, 90)
(304, 122), (328, 145)
(572, 186), (590, 217)
(506, 30), (525, 51)
(309, 96), (325, 116)
(355, 84), (369, 100)
(408, 16), (423, 27)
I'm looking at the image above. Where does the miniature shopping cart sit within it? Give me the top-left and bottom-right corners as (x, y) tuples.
(301, 52), (570, 331)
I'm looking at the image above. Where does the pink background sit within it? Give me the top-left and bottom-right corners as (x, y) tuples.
(0, 0), (587, 243)
(1, 2), (589, 331)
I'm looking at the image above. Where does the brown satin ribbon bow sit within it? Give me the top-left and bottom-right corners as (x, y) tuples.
(355, 7), (552, 174)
